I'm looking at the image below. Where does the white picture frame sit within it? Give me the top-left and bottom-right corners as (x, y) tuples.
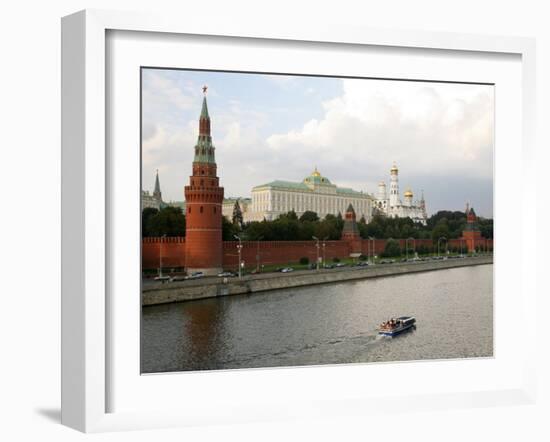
(61, 9), (537, 433)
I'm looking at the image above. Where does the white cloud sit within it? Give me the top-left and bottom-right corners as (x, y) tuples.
(266, 79), (494, 182)
(141, 72), (494, 215)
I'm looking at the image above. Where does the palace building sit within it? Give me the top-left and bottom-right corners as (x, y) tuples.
(247, 167), (374, 222)
(375, 163), (427, 225)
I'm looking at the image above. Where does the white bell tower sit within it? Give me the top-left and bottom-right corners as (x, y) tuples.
(389, 163), (400, 208)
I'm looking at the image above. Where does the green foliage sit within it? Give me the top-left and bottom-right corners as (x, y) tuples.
(142, 206), (494, 246)
(142, 207), (159, 237)
(299, 210), (319, 222)
(142, 206), (185, 237)
(478, 217), (493, 239)
(431, 218), (450, 242)
(299, 257), (309, 265)
(381, 238), (401, 257)
(232, 200), (243, 228)
(222, 216), (241, 241)
(236, 211), (343, 241)
(332, 257), (340, 263)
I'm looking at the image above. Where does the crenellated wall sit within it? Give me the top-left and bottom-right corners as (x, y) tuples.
(141, 236), (493, 271)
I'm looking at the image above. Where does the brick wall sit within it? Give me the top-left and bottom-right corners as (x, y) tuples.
(141, 236), (494, 270)
(142, 237), (186, 269)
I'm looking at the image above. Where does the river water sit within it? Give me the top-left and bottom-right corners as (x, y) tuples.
(141, 264), (493, 373)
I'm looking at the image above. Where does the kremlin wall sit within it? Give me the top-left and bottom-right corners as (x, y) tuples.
(142, 236), (493, 271)
(142, 88), (492, 274)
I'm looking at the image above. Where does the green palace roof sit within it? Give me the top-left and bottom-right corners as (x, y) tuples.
(253, 180), (310, 191)
(253, 168), (366, 196)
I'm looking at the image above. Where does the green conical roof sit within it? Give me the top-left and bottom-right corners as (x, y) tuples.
(200, 96), (209, 119)
(193, 93), (216, 164)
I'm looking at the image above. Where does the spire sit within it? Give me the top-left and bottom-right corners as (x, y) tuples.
(153, 169), (162, 201)
(200, 95), (209, 119)
(194, 86), (216, 164)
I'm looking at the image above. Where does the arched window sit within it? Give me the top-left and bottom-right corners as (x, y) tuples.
(188, 207), (191, 213)
(200, 206), (204, 213)
(213, 207), (216, 214)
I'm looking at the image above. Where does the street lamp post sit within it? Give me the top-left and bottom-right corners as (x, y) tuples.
(406, 237), (415, 261)
(368, 236), (375, 265)
(256, 235), (263, 272)
(234, 235), (243, 279)
(159, 234), (166, 277)
(322, 236), (328, 268)
(437, 236), (447, 257)
(312, 236), (320, 270)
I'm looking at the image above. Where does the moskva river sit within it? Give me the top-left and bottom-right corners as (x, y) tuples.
(141, 264), (493, 373)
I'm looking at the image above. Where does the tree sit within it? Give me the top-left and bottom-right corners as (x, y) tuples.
(431, 218), (450, 242)
(299, 210), (319, 223)
(382, 238), (401, 257)
(359, 215), (366, 225)
(232, 200), (243, 228)
(144, 206), (185, 237)
(222, 216), (241, 241)
(142, 207), (159, 237)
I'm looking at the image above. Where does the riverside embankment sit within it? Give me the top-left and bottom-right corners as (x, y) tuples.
(142, 255), (493, 306)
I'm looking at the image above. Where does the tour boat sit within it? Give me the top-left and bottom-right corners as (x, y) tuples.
(378, 316), (416, 337)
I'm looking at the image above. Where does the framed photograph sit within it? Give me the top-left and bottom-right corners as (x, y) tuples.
(61, 9), (537, 432)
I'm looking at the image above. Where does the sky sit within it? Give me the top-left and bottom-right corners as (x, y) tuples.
(142, 68), (494, 217)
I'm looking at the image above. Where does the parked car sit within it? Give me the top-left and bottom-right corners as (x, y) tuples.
(280, 267), (294, 273)
(335, 262), (347, 267)
(217, 271), (236, 277)
(186, 271), (204, 279)
(169, 275), (187, 282)
(153, 275), (171, 282)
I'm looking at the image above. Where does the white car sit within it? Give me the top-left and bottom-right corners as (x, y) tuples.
(153, 275), (171, 282)
(280, 267), (294, 273)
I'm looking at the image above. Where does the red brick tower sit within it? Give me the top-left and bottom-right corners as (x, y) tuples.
(184, 87), (224, 275)
(461, 206), (483, 253)
(342, 204), (362, 255)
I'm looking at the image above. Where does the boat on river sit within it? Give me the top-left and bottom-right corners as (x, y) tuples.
(378, 316), (416, 337)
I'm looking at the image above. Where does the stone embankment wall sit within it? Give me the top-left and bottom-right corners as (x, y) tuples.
(142, 255), (493, 306)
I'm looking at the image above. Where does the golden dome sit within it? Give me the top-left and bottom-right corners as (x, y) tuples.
(390, 163), (398, 173)
(404, 189), (413, 198)
(312, 166), (321, 177)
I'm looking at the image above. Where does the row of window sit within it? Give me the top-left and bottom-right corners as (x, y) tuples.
(190, 178), (217, 186)
(188, 206), (217, 214)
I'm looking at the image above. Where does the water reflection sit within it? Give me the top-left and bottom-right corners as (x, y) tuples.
(141, 265), (493, 373)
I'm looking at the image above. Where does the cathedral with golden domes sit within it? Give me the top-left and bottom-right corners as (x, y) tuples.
(375, 163), (427, 225)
